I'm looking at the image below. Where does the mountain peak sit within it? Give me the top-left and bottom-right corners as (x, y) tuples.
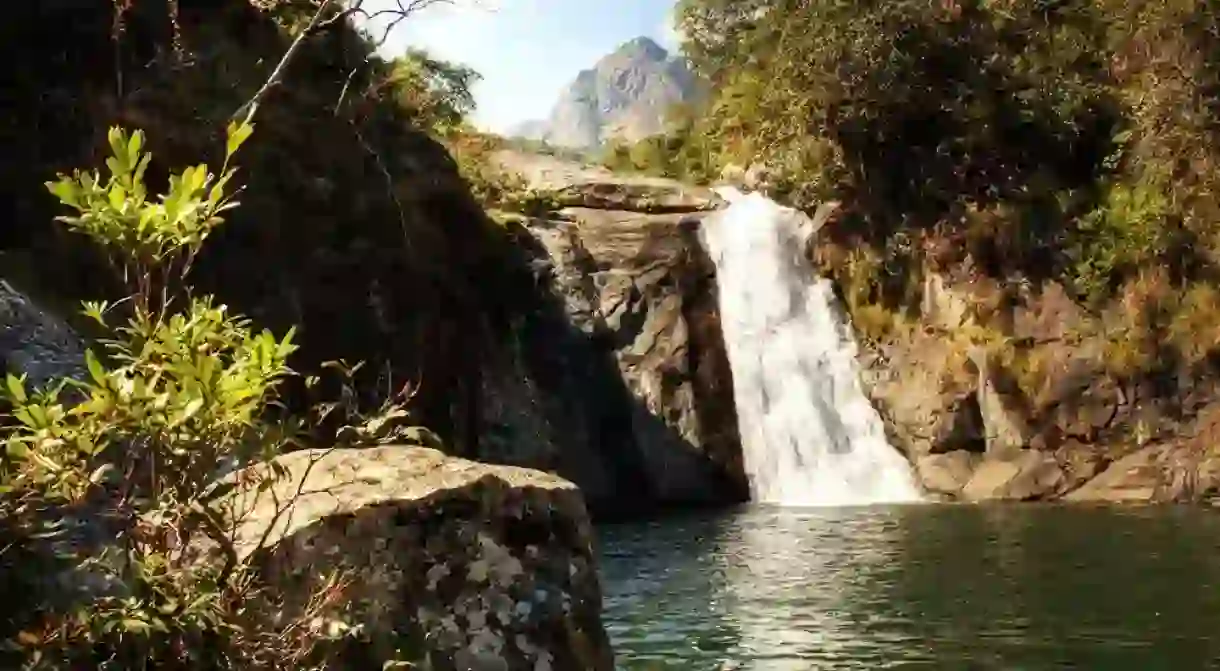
(613, 36), (669, 61)
(507, 37), (700, 149)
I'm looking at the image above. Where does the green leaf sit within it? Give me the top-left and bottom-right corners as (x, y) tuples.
(134, 153), (152, 191)
(107, 127), (127, 166)
(107, 183), (127, 211)
(6, 441), (30, 459)
(277, 326), (298, 359)
(226, 121), (255, 159)
(81, 300), (109, 326)
(121, 618), (150, 634)
(190, 163), (209, 193)
(85, 349), (106, 386)
(45, 179), (81, 209)
(5, 373), (26, 403)
(12, 408), (34, 428)
(89, 464), (117, 485)
(181, 397), (204, 421)
(127, 130), (144, 165)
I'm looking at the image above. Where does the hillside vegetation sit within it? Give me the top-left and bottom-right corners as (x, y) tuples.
(623, 0), (1220, 388)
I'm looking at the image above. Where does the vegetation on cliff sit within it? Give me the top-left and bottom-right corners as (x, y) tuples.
(618, 0), (1220, 395)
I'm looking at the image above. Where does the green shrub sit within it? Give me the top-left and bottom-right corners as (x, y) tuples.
(1070, 171), (1175, 303)
(0, 126), (426, 669)
(595, 104), (718, 184)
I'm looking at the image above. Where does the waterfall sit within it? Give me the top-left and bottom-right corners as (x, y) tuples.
(701, 188), (921, 506)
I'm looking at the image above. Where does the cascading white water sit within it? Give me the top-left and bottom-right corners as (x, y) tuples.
(702, 188), (922, 506)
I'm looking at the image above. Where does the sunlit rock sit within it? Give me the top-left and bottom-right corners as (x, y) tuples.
(202, 446), (615, 670)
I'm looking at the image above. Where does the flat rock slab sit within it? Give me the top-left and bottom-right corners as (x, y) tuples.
(1065, 445), (1167, 502)
(552, 180), (724, 213)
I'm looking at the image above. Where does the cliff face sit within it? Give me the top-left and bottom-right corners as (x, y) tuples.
(526, 37), (701, 149)
(852, 260), (1220, 504)
(477, 154), (747, 515)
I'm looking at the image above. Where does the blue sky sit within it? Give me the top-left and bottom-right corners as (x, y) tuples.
(367, 0), (681, 132)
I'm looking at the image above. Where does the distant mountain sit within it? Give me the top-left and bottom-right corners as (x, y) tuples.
(506, 119), (549, 142)
(514, 37), (701, 150)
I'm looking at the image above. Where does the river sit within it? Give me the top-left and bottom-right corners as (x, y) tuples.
(597, 504), (1220, 669)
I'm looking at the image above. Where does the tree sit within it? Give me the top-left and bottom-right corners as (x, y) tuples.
(383, 48), (480, 134)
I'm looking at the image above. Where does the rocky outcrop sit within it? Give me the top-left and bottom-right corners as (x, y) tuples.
(479, 168), (746, 514)
(960, 449), (1066, 501)
(209, 446), (614, 670)
(866, 332), (984, 460)
(1067, 402), (1220, 504)
(550, 180), (725, 213)
(972, 349), (1035, 459)
(915, 451), (979, 497)
(859, 266), (1220, 504)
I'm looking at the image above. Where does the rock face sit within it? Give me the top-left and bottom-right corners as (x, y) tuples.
(478, 162), (746, 514)
(1067, 402), (1220, 504)
(213, 446), (615, 671)
(858, 266), (1220, 504)
(534, 37), (701, 149)
(0, 279), (86, 389)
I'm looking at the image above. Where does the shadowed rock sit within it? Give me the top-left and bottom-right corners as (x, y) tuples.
(0, 279), (86, 389)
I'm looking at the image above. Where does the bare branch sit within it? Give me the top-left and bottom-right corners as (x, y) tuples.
(232, 0), (341, 125)
(238, 0), (483, 124)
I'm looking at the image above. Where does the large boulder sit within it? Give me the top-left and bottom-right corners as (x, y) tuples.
(1064, 444), (1167, 502)
(212, 446), (615, 671)
(866, 332), (984, 459)
(960, 449), (1066, 501)
(1067, 402), (1220, 504)
(915, 450), (981, 497)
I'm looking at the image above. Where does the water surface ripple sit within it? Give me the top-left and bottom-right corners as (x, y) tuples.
(598, 504), (1220, 669)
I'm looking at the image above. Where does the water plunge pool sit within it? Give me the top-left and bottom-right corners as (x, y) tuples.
(598, 504), (1220, 669)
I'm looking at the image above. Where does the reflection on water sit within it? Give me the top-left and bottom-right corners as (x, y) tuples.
(597, 504), (1220, 670)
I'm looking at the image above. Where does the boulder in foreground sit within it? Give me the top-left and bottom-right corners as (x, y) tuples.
(209, 446), (615, 671)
